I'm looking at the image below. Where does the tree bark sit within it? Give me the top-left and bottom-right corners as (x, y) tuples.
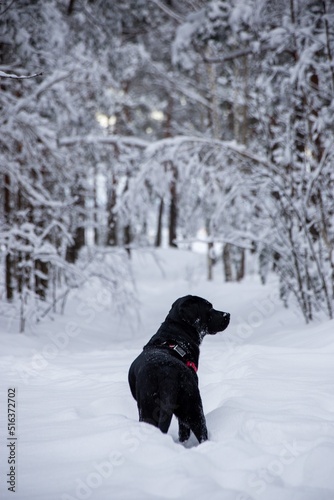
(168, 166), (178, 247)
(207, 241), (214, 281)
(236, 248), (245, 282)
(35, 260), (49, 300)
(155, 198), (164, 247)
(107, 173), (118, 247)
(66, 184), (85, 262)
(4, 174), (13, 301)
(223, 243), (233, 282)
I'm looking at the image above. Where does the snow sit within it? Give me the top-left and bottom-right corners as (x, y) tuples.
(1, 248), (334, 500)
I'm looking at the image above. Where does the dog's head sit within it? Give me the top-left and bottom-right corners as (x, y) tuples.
(168, 295), (230, 340)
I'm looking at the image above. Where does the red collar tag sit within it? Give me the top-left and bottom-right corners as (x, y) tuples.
(186, 360), (198, 373)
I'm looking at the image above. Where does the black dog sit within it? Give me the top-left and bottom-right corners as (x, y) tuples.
(128, 295), (230, 443)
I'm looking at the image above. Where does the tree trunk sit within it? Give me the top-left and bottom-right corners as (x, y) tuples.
(93, 165), (99, 245)
(107, 173), (118, 246)
(155, 198), (164, 247)
(236, 248), (245, 282)
(207, 241), (214, 281)
(66, 185), (85, 262)
(4, 174), (13, 301)
(5, 254), (13, 301)
(233, 55), (248, 147)
(168, 164), (178, 248)
(223, 243), (233, 282)
(232, 55), (248, 282)
(124, 225), (131, 257)
(35, 260), (49, 300)
(206, 47), (221, 140)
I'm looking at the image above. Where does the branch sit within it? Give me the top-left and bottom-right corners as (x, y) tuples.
(37, 289), (71, 321)
(322, 0), (334, 92)
(58, 134), (149, 149)
(59, 133), (272, 170)
(145, 135), (271, 169)
(33, 70), (71, 100)
(5, 70), (71, 120)
(0, 70), (43, 80)
(203, 43), (272, 64)
(204, 47), (255, 64)
(150, 62), (213, 110)
(148, 0), (184, 23)
(176, 236), (254, 251)
(0, 0), (15, 16)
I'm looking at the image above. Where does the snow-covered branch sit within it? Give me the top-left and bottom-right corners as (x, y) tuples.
(203, 47), (256, 64)
(0, 70), (43, 79)
(148, 0), (184, 23)
(58, 134), (149, 150)
(59, 133), (271, 170)
(6, 70), (71, 120)
(203, 42), (273, 64)
(176, 236), (254, 251)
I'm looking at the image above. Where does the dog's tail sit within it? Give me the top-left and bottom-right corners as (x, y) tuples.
(157, 400), (174, 433)
(138, 376), (177, 434)
(138, 395), (174, 433)
(156, 376), (178, 433)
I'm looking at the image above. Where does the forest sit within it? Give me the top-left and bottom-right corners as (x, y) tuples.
(1, 0), (334, 331)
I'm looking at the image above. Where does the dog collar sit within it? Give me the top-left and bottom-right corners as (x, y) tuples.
(185, 360), (198, 373)
(162, 342), (198, 373)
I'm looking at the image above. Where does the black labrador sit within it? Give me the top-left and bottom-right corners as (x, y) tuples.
(128, 295), (230, 443)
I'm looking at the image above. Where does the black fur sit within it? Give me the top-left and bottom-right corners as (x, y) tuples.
(128, 295), (230, 443)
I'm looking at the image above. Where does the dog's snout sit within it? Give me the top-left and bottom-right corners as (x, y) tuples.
(222, 312), (230, 327)
(222, 311), (230, 321)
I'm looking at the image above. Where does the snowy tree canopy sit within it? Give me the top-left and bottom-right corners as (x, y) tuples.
(1, 0), (334, 328)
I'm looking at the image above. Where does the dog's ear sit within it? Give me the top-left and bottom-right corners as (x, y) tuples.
(169, 296), (194, 323)
(178, 296), (200, 325)
(170, 295), (212, 325)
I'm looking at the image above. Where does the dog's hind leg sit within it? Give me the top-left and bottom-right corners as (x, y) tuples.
(189, 410), (208, 443)
(186, 397), (208, 443)
(191, 420), (208, 443)
(178, 420), (191, 442)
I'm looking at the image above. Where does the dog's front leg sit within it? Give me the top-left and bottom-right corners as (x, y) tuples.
(189, 402), (209, 443)
(191, 418), (208, 443)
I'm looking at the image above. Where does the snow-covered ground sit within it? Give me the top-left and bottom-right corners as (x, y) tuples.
(1, 248), (334, 500)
